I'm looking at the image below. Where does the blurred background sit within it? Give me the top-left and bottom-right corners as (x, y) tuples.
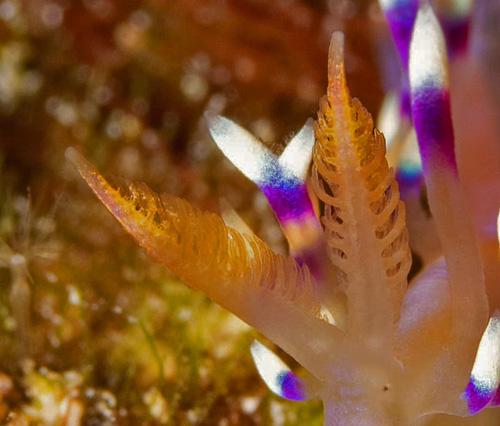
(0, 1), (393, 424)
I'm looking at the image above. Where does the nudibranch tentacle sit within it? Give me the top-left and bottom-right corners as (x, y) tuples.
(206, 115), (322, 256)
(434, 0), (472, 59)
(378, 0), (418, 73)
(378, 0), (417, 134)
(378, 0), (474, 200)
(378, 1), (485, 279)
(407, 3), (488, 411)
(206, 115), (327, 264)
(251, 340), (314, 402)
(206, 114), (338, 319)
(312, 32), (411, 350)
(65, 147), (343, 379)
(394, 130), (422, 190)
(462, 312), (500, 414)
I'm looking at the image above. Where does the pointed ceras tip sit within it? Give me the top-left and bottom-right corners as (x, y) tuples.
(462, 312), (500, 414)
(250, 340), (308, 402)
(409, 4), (457, 169)
(278, 118), (315, 181)
(205, 114), (273, 185)
(65, 147), (80, 165)
(65, 147), (95, 177)
(409, 3), (449, 92)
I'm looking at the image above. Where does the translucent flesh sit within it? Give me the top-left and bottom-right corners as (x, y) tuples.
(312, 32), (411, 349)
(402, 4), (488, 415)
(66, 147), (343, 378)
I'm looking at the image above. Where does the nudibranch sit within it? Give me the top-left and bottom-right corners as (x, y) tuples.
(66, 3), (500, 425)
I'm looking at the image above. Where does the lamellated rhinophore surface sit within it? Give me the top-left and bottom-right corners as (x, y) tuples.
(312, 33), (411, 346)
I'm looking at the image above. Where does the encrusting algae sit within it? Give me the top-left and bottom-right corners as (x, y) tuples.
(66, 3), (500, 425)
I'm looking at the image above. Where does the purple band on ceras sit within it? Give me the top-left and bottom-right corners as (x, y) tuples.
(461, 314), (500, 414)
(382, 0), (419, 71)
(409, 5), (458, 174)
(383, 1), (470, 188)
(437, 0), (473, 59)
(380, 0), (421, 193)
(463, 378), (498, 414)
(206, 115), (324, 277)
(489, 386), (500, 407)
(260, 167), (324, 277)
(441, 16), (470, 58)
(412, 87), (457, 172)
(260, 166), (315, 226)
(250, 340), (308, 402)
(395, 165), (422, 191)
(381, 0), (418, 120)
(279, 371), (307, 401)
